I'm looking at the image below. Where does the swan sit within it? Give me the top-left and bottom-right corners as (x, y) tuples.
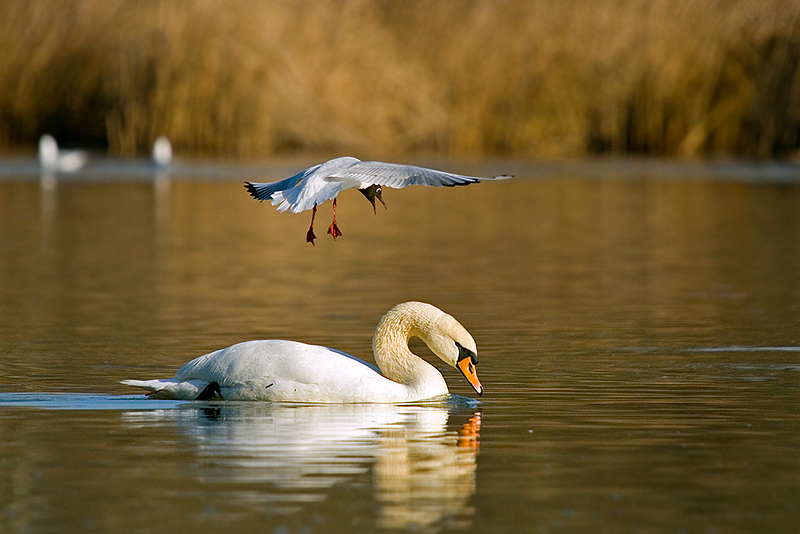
(38, 134), (87, 173)
(152, 136), (172, 169)
(121, 301), (483, 403)
(245, 156), (510, 244)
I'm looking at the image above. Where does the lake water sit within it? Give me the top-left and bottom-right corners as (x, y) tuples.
(1, 159), (799, 533)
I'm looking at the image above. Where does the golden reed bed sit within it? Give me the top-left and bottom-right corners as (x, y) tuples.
(1, 0), (798, 159)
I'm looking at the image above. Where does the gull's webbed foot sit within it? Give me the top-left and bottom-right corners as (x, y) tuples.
(327, 221), (343, 240)
(306, 204), (318, 245)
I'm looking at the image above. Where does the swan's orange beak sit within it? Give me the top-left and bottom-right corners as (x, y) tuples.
(457, 353), (483, 397)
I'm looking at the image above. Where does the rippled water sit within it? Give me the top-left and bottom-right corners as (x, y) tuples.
(1, 160), (799, 533)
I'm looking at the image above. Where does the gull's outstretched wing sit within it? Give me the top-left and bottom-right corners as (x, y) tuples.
(244, 157), (510, 214)
(329, 160), (511, 189)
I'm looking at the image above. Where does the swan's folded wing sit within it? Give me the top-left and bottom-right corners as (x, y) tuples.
(172, 340), (378, 385)
(169, 340), (410, 403)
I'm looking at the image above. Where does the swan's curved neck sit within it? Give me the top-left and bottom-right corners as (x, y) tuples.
(372, 304), (448, 398)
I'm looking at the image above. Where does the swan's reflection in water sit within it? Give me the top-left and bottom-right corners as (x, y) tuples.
(374, 411), (481, 530)
(122, 400), (481, 530)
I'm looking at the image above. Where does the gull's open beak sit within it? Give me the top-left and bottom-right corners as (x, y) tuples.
(375, 187), (387, 210)
(456, 347), (483, 396)
(358, 185), (387, 214)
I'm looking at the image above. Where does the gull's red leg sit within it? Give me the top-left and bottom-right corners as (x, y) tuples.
(306, 204), (318, 245)
(327, 198), (343, 240)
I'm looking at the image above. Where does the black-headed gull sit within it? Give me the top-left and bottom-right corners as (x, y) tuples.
(245, 156), (510, 244)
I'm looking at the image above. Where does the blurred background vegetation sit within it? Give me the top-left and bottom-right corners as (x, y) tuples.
(0, 0), (798, 160)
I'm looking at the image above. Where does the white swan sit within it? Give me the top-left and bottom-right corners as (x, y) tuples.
(245, 156), (510, 244)
(152, 136), (172, 169)
(38, 134), (87, 173)
(121, 302), (483, 403)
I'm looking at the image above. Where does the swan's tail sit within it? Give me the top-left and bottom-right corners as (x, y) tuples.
(120, 378), (206, 400)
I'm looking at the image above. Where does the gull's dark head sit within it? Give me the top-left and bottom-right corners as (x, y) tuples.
(358, 184), (387, 214)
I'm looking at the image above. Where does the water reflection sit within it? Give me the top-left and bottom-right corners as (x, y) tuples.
(2, 166), (800, 532)
(122, 402), (481, 529)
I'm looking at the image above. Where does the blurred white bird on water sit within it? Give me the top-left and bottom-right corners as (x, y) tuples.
(151, 136), (173, 196)
(38, 134), (88, 191)
(152, 136), (172, 170)
(38, 134), (88, 173)
(245, 156), (511, 244)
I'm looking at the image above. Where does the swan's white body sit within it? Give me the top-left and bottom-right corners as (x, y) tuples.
(121, 302), (483, 403)
(38, 134), (87, 173)
(246, 156), (509, 214)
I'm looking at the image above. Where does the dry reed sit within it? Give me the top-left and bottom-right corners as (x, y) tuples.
(0, 0), (798, 159)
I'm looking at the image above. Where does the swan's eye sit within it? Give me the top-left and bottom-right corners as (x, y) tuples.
(376, 186), (382, 194)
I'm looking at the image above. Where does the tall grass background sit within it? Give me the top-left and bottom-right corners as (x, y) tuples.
(1, 0), (798, 159)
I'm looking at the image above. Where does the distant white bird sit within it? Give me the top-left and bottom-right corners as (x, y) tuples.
(38, 134), (87, 173)
(245, 156), (511, 244)
(152, 136), (172, 169)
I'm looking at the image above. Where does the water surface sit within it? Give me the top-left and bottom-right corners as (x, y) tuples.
(1, 160), (799, 532)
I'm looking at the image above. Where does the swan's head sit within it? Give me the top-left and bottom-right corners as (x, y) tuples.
(377, 301), (483, 396)
(424, 309), (483, 397)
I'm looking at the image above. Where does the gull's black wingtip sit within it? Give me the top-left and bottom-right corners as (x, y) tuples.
(244, 181), (261, 201)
